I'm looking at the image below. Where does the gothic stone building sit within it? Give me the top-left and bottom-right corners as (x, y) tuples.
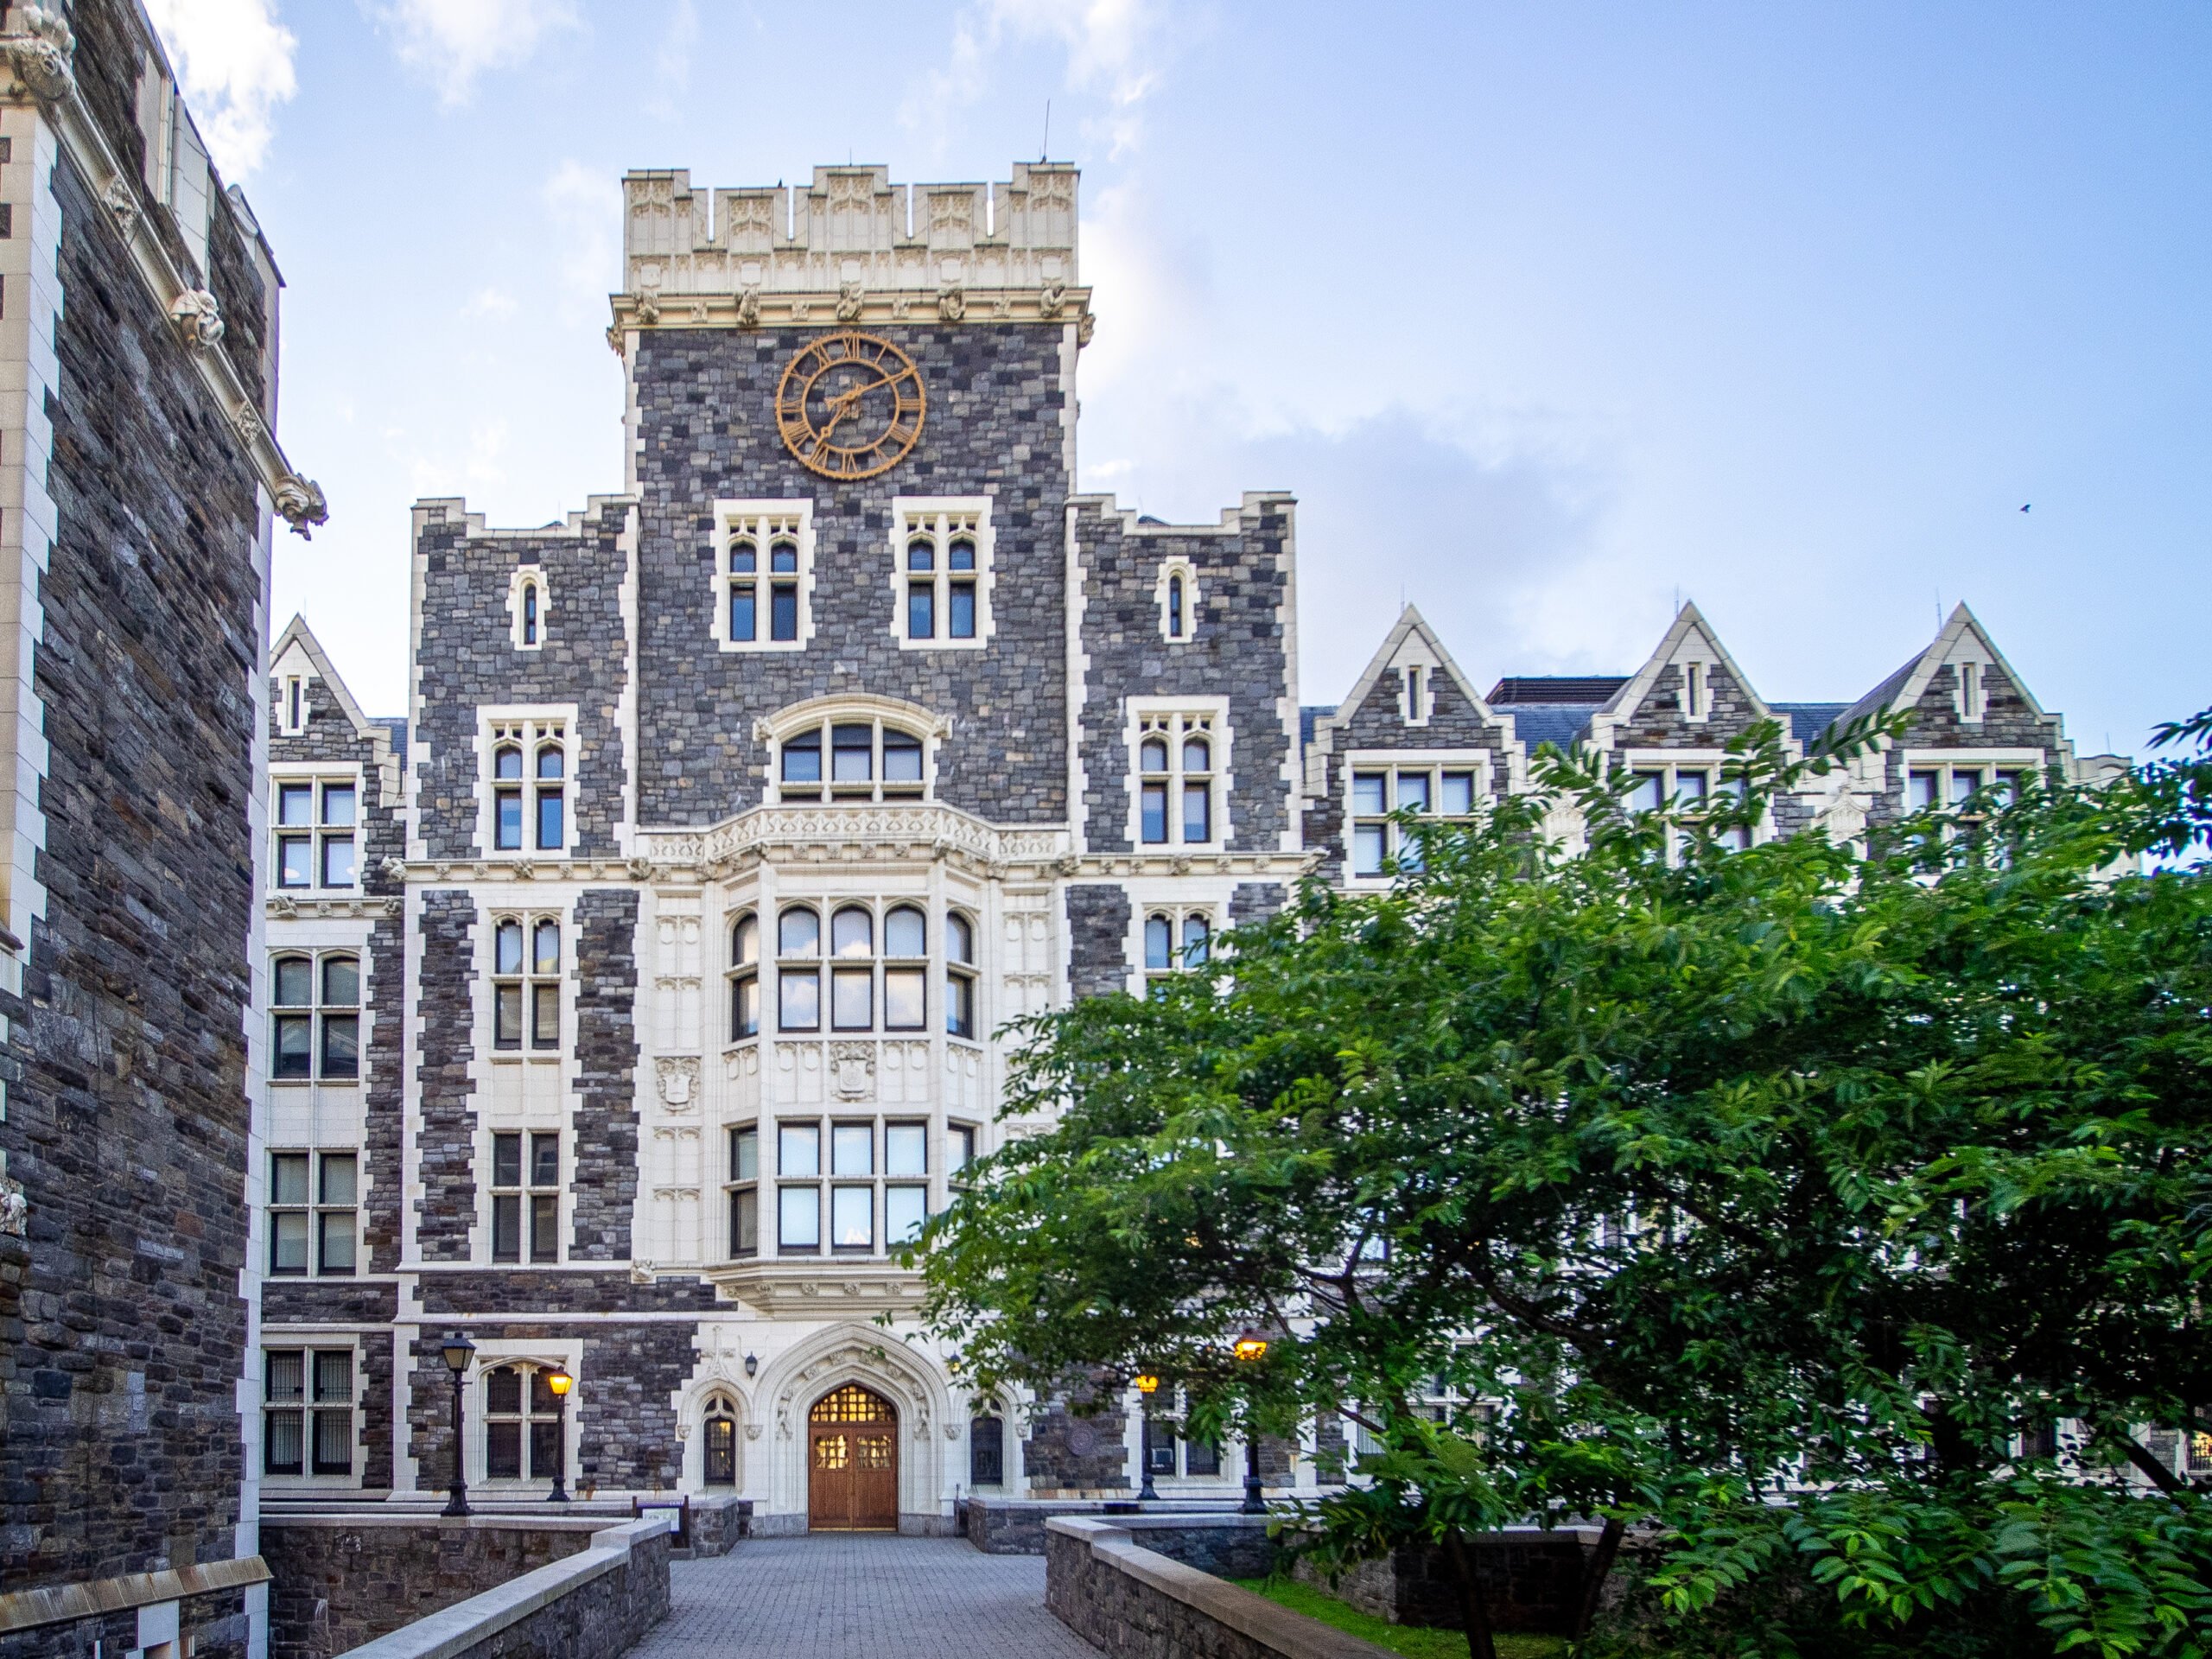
(0, 2), (324, 1656)
(259, 162), (2112, 1535)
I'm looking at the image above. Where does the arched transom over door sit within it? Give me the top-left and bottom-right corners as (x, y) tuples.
(809, 1384), (899, 1530)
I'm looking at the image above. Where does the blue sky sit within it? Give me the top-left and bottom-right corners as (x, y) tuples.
(151, 1), (2209, 753)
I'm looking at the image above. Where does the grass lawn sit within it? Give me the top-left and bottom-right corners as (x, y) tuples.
(1230, 1578), (1570, 1659)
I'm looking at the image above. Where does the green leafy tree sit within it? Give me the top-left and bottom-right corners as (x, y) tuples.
(915, 710), (2212, 1658)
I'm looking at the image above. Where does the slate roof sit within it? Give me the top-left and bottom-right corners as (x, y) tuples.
(376, 715), (410, 766)
(1770, 702), (1851, 745)
(1488, 676), (1627, 706)
(1505, 705), (1596, 751)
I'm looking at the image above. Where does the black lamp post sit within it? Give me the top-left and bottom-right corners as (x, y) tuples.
(1135, 1375), (1161, 1502)
(545, 1367), (573, 1502)
(1234, 1330), (1268, 1516)
(440, 1333), (476, 1517)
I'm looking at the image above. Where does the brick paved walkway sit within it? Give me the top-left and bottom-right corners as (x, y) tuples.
(632, 1535), (1103, 1658)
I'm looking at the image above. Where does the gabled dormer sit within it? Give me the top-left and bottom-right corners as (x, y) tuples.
(1586, 601), (1783, 758)
(270, 614), (405, 822)
(1828, 603), (2068, 757)
(1304, 607), (1524, 880)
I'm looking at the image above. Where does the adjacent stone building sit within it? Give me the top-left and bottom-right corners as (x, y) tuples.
(260, 161), (2109, 1536)
(0, 2), (324, 1655)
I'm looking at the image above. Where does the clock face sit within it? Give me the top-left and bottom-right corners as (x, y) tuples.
(775, 331), (926, 481)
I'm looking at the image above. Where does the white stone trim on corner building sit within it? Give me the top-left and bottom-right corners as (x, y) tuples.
(0, 15), (325, 535)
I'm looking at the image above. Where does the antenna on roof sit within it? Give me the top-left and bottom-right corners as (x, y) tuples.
(1041, 100), (1052, 162)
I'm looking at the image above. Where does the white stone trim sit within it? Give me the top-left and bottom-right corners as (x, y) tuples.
(710, 499), (815, 653)
(454, 1338), (585, 1492)
(253, 1331), (372, 1493)
(0, 33), (324, 532)
(474, 704), (580, 861)
(1338, 749), (1494, 887)
(753, 693), (950, 807)
(1123, 696), (1231, 853)
(270, 760), (368, 896)
(1154, 555), (1198, 644)
(506, 564), (550, 652)
(887, 496), (995, 652)
(473, 894), (577, 1266)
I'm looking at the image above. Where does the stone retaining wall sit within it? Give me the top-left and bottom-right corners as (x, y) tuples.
(263, 1515), (610, 1657)
(331, 1514), (670, 1659)
(1046, 1517), (1395, 1659)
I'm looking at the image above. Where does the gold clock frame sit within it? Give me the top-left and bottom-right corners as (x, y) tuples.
(775, 331), (926, 481)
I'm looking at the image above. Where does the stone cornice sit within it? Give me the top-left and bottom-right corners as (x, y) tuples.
(705, 1259), (924, 1317)
(607, 284), (1093, 343)
(0, 1554), (271, 1634)
(0, 15), (326, 537)
(378, 808), (1319, 887)
(265, 893), (401, 920)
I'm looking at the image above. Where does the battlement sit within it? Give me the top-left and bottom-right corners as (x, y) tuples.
(615, 164), (1086, 334)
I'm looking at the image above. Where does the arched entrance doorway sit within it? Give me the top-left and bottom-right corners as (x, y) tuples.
(808, 1384), (899, 1530)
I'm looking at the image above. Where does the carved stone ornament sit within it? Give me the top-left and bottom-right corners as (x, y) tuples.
(735, 286), (761, 327)
(657, 1055), (700, 1111)
(631, 1260), (658, 1285)
(275, 474), (330, 539)
(1038, 283), (1068, 319)
(626, 855), (657, 882)
(379, 855), (409, 882)
(745, 1422), (763, 1440)
(232, 401), (265, 448)
(1077, 312), (1096, 346)
(830, 1042), (874, 1101)
(7, 7), (74, 103)
(944, 1421), (962, 1440)
(0, 1179), (25, 1238)
(268, 893), (296, 918)
(101, 175), (137, 233)
(836, 282), (865, 321)
(634, 289), (661, 325)
(936, 283), (966, 323)
(169, 289), (225, 352)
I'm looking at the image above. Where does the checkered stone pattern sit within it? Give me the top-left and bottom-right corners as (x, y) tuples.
(632, 1535), (1102, 1659)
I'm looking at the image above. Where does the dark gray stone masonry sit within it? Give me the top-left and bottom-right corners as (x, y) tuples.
(631, 325), (1071, 827)
(571, 890), (642, 1261)
(1065, 886), (1131, 1000)
(0, 99), (270, 1630)
(1072, 498), (1296, 855)
(411, 500), (634, 861)
(415, 892), (480, 1262)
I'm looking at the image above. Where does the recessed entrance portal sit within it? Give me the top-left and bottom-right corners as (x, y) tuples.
(808, 1384), (899, 1530)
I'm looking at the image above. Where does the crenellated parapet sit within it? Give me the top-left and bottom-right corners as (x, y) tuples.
(613, 163), (1088, 336)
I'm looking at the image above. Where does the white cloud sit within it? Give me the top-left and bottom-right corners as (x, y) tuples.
(467, 285), (518, 320)
(541, 160), (618, 324)
(908, 0), (1166, 156)
(143, 0), (298, 179)
(366, 0), (576, 106)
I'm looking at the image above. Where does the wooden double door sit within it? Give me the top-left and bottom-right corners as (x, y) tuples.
(808, 1384), (899, 1530)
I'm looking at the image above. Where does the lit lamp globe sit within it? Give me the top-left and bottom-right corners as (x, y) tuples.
(1232, 1332), (1268, 1515)
(546, 1368), (573, 1400)
(1134, 1374), (1162, 1502)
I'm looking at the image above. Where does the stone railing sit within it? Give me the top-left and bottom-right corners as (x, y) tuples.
(1046, 1516), (1396, 1659)
(327, 1513), (671, 1659)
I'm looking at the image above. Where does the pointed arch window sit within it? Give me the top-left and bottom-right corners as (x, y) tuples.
(704, 1395), (739, 1486)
